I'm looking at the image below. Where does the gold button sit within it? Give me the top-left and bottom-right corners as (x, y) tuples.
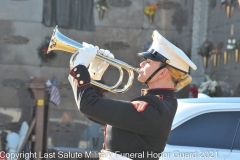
(74, 68), (77, 72)
(79, 80), (84, 84)
(76, 74), (80, 77)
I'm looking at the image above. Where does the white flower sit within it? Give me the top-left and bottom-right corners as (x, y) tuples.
(228, 39), (232, 44)
(210, 81), (218, 92)
(199, 81), (211, 93)
(232, 39), (236, 44)
(227, 44), (233, 50)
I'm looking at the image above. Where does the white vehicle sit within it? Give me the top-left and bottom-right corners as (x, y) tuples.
(161, 97), (240, 160)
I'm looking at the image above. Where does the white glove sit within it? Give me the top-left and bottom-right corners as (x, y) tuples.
(70, 42), (99, 69)
(88, 49), (114, 80)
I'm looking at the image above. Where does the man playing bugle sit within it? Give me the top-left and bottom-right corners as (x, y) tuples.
(68, 30), (197, 160)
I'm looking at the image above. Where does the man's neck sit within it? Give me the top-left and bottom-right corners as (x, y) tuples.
(148, 80), (174, 89)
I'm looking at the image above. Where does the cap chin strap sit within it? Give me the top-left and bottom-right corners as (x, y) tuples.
(144, 63), (167, 85)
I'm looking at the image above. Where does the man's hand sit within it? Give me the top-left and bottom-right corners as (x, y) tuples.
(70, 42), (99, 70)
(88, 49), (114, 80)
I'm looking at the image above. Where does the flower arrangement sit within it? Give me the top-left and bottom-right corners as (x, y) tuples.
(198, 75), (234, 97)
(197, 41), (214, 67)
(96, 0), (111, 21)
(95, 0), (111, 11)
(227, 39), (240, 53)
(210, 45), (220, 66)
(221, 0), (234, 18)
(144, 5), (158, 24)
(226, 39), (240, 62)
(144, 5), (158, 16)
(37, 36), (56, 62)
(197, 41), (214, 57)
(198, 80), (218, 97)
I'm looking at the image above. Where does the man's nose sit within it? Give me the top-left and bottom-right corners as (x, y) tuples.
(140, 61), (145, 67)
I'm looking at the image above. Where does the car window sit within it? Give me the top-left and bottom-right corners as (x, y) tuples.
(232, 119), (240, 150)
(167, 112), (240, 149)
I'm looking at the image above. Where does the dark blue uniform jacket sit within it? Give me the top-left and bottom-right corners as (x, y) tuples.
(68, 65), (178, 160)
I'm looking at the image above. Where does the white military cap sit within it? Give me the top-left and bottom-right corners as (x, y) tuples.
(138, 30), (197, 73)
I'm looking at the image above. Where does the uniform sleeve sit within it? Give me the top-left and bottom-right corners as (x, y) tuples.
(69, 65), (163, 136)
(87, 116), (105, 126)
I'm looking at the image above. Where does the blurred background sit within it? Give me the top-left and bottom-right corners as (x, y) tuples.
(0, 0), (240, 156)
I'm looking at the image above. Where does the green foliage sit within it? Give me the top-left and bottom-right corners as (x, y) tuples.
(96, 0), (111, 11)
(37, 36), (56, 62)
(197, 41), (213, 57)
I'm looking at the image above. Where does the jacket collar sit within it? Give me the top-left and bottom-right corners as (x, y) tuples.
(141, 88), (174, 97)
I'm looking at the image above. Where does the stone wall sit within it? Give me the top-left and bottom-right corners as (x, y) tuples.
(206, 0), (240, 97)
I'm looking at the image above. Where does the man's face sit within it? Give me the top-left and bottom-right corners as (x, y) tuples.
(137, 59), (161, 83)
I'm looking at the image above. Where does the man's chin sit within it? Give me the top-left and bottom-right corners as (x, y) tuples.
(137, 76), (145, 83)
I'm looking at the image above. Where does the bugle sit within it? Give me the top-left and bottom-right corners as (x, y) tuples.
(47, 26), (140, 94)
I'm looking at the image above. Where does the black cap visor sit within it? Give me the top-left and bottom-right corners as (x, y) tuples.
(138, 50), (168, 63)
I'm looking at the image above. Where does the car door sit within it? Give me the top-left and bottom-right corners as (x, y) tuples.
(161, 111), (240, 160)
(225, 119), (240, 160)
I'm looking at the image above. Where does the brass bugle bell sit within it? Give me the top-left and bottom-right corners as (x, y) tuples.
(47, 26), (140, 94)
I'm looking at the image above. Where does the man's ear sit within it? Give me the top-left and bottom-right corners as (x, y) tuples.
(158, 68), (168, 79)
